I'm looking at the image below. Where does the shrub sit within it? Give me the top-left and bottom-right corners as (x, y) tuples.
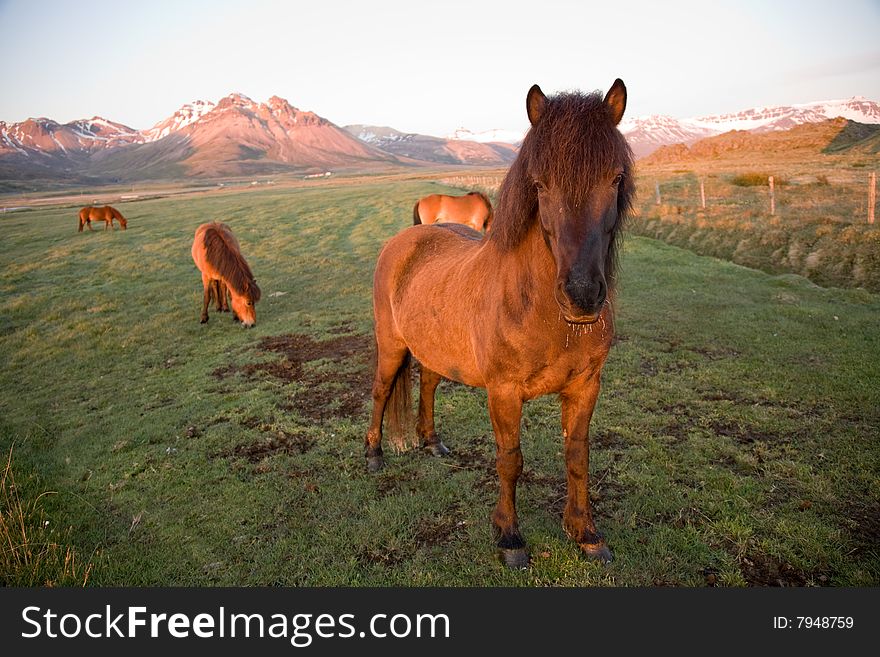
(730, 173), (789, 187)
(731, 173), (769, 187)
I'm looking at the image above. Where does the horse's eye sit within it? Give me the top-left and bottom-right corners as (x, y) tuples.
(612, 173), (624, 187)
(535, 180), (547, 193)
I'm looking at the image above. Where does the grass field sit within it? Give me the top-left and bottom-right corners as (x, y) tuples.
(1, 177), (878, 586)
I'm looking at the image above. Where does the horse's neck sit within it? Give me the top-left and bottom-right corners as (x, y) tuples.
(478, 219), (558, 315)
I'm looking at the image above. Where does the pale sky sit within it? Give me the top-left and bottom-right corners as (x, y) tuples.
(1, 0), (878, 136)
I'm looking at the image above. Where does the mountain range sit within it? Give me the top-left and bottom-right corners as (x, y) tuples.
(1, 94), (878, 185)
(620, 97), (880, 158)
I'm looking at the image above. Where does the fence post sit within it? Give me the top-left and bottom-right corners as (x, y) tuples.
(869, 172), (876, 225)
(769, 175), (775, 216)
(655, 181), (661, 205)
(700, 177), (706, 209)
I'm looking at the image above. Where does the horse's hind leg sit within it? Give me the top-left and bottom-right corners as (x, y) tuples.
(417, 365), (449, 456)
(221, 283), (231, 312)
(199, 275), (212, 323)
(211, 280), (224, 311)
(364, 340), (410, 473)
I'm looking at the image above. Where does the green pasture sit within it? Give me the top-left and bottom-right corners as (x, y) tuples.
(1, 178), (878, 586)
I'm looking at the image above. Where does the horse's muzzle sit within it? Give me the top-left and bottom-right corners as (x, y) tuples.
(555, 280), (604, 324)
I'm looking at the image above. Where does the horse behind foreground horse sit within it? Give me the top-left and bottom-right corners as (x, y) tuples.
(191, 222), (261, 327)
(366, 79), (634, 568)
(413, 191), (493, 232)
(78, 206), (127, 231)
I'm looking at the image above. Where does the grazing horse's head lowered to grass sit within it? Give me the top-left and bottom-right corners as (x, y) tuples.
(364, 79), (634, 568)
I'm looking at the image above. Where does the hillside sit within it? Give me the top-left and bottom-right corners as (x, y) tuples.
(639, 118), (880, 165)
(622, 96), (880, 158)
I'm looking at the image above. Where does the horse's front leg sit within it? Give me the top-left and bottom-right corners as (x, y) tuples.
(416, 366), (449, 456)
(560, 375), (612, 562)
(487, 387), (527, 568)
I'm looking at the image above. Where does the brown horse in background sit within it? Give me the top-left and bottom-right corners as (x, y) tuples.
(413, 191), (493, 232)
(78, 206), (127, 231)
(366, 80), (634, 568)
(191, 222), (261, 327)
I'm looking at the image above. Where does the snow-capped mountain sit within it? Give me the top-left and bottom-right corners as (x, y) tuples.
(142, 99), (216, 142)
(445, 127), (524, 145)
(621, 96), (880, 158)
(0, 116), (142, 157)
(344, 124), (518, 165)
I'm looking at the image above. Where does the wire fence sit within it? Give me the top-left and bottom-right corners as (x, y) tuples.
(438, 168), (879, 291)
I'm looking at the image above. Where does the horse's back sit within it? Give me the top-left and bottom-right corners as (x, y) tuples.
(192, 222), (243, 274)
(192, 222), (225, 271)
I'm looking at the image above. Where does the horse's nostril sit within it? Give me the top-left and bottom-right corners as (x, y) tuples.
(565, 277), (606, 312)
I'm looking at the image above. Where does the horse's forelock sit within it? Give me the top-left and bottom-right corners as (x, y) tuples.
(490, 90), (634, 254)
(530, 92), (633, 204)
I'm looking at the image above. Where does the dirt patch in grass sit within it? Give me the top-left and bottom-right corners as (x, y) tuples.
(357, 546), (405, 567)
(223, 431), (315, 462)
(374, 467), (421, 498)
(413, 512), (464, 548)
(738, 552), (811, 587)
(213, 416), (316, 464)
(447, 441), (496, 488)
(214, 329), (373, 422)
(836, 498), (880, 560)
(707, 420), (783, 445)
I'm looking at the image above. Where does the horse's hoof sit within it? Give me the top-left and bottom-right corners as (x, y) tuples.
(424, 441), (450, 457)
(200, 317), (208, 324)
(366, 456), (384, 473)
(579, 541), (613, 564)
(498, 547), (529, 569)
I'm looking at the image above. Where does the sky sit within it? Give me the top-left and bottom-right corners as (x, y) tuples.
(1, 0), (878, 137)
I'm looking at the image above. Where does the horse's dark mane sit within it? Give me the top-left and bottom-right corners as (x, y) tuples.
(203, 224), (260, 301)
(489, 90), (635, 287)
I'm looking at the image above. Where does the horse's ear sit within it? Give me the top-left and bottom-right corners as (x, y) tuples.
(603, 79), (627, 125)
(526, 84), (547, 126)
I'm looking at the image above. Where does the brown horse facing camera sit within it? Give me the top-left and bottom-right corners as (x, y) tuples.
(191, 222), (261, 327)
(78, 206), (127, 231)
(413, 191), (494, 232)
(366, 80), (634, 568)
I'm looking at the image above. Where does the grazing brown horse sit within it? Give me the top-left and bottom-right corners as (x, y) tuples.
(413, 191), (493, 232)
(365, 80), (634, 568)
(78, 206), (127, 231)
(191, 222), (261, 327)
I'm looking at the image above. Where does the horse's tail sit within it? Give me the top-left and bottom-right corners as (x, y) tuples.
(412, 201), (422, 225)
(385, 351), (416, 452)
